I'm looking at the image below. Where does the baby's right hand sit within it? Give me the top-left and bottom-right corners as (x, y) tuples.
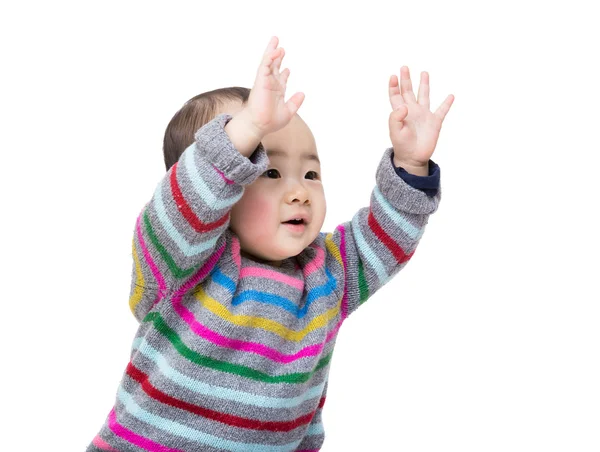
(243, 36), (305, 138)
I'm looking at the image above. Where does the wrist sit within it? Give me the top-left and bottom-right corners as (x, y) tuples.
(224, 110), (265, 158)
(393, 158), (429, 177)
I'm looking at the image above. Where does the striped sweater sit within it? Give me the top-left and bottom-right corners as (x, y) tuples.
(87, 113), (441, 452)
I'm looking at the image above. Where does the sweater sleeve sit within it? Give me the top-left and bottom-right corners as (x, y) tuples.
(128, 113), (268, 322)
(392, 151), (440, 197)
(324, 147), (441, 320)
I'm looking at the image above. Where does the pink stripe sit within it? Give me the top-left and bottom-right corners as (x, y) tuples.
(336, 225), (349, 320)
(174, 299), (325, 363)
(231, 236), (241, 270)
(303, 243), (326, 278)
(136, 208), (167, 306)
(169, 241), (344, 364)
(325, 316), (343, 345)
(108, 408), (183, 452)
(92, 434), (118, 451)
(171, 244), (327, 364)
(240, 266), (304, 290)
(212, 165), (234, 184)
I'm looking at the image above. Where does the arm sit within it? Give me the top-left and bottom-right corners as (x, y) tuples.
(325, 65), (452, 319)
(128, 36), (305, 322)
(128, 113), (268, 322)
(324, 147), (440, 319)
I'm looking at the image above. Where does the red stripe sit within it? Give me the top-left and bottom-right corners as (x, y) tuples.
(367, 209), (414, 264)
(169, 161), (230, 233)
(126, 362), (325, 432)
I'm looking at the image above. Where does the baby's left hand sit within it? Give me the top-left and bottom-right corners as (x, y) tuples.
(388, 66), (454, 175)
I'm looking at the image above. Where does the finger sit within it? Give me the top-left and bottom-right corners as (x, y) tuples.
(273, 47), (285, 74)
(286, 92), (305, 117)
(259, 47), (282, 77)
(389, 109), (406, 133)
(392, 105), (408, 121)
(434, 94), (455, 122)
(265, 36), (278, 53)
(417, 71), (430, 109)
(281, 68), (290, 85)
(389, 74), (406, 110)
(400, 66), (417, 103)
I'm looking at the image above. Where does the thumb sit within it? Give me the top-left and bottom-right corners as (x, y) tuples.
(392, 104), (408, 122)
(286, 92), (305, 117)
(389, 106), (407, 132)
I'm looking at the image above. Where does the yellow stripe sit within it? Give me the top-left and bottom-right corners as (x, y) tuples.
(193, 285), (341, 341)
(129, 239), (145, 314)
(325, 232), (343, 267)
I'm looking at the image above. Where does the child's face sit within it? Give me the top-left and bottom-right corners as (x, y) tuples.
(221, 102), (327, 266)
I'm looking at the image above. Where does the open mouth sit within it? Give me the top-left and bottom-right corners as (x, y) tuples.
(283, 219), (305, 225)
(282, 219), (306, 233)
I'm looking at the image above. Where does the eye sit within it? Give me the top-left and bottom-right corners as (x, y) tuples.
(263, 169), (281, 179)
(305, 171), (319, 180)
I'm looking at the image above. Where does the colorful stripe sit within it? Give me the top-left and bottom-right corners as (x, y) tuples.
(152, 181), (219, 257)
(230, 267), (337, 318)
(129, 239), (145, 314)
(131, 337), (327, 409)
(182, 143), (242, 208)
(373, 186), (423, 240)
(240, 265), (305, 290)
(193, 284), (340, 342)
(212, 164), (235, 184)
(108, 407), (182, 452)
(135, 209), (167, 306)
(92, 116), (436, 451)
(358, 257), (369, 304)
(92, 435), (118, 451)
(142, 311), (333, 384)
(367, 208), (414, 264)
(125, 361), (325, 432)
(143, 209), (200, 280)
(170, 160), (230, 233)
(351, 212), (391, 285)
(115, 386), (307, 452)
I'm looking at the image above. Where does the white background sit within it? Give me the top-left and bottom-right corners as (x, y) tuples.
(2, 0), (599, 450)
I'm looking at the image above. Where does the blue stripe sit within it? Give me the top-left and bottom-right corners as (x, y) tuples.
(351, 212), (392, 285)
(183, 143), (243, 209)
(152, 183), (219, 256)
(117, 385), (304, 452)
(216, 266), (337, 319)
(131, 337), (326, 409)
(373, 186), (423, 240)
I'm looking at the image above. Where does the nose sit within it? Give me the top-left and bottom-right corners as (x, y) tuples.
(285, 179), (310, 205)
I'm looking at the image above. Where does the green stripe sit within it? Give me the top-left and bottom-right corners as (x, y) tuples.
(143, 312), (333, 384)
(358, 257), (369, 305)
(144, 209), (197, 280)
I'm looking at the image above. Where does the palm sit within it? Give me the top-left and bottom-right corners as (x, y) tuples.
(389, 67), (454, 166)
(248, 37), (305, 135)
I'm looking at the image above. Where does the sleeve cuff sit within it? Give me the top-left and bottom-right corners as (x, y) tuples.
(376, 147), (441, 214)
(193, 113), (269, 186)
(391, 151), (440, 197)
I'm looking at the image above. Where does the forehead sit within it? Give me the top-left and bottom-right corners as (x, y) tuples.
(262, 115), (319, 163)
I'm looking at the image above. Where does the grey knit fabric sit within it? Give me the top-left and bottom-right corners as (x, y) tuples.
(87, 113), (441, 451)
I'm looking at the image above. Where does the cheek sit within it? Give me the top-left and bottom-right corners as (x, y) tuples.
(232, 191), (276, 229)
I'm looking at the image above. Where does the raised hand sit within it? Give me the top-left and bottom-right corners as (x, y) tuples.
(388, 66), (454, 175)
(244, 36), (306, 138)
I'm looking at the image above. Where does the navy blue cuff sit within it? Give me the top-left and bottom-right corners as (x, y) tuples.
(391, 152), (440, 197)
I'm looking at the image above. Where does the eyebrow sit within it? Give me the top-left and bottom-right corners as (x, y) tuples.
(266, 149), (320, 164)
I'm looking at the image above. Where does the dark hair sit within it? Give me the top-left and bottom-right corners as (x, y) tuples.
(163, 87), (250, 171)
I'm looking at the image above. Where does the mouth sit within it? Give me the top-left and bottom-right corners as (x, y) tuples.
(282, 218), (307, 233)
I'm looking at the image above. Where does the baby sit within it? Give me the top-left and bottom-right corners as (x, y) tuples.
(88, 36), (454, 451)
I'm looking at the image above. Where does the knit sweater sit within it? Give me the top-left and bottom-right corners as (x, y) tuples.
(87, 113), (441, 452)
